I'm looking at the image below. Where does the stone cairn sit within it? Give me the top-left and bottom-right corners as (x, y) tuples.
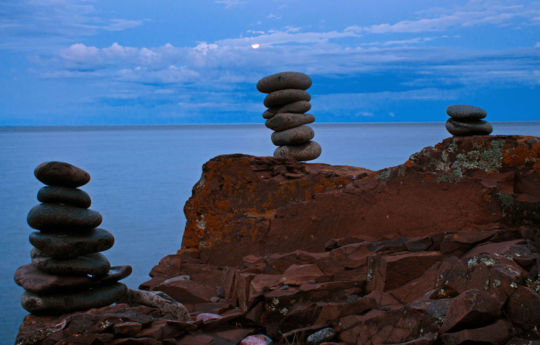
(445, 104), (493, 136)
(257, 71), (321, 161)
(14, 161), (131, 314)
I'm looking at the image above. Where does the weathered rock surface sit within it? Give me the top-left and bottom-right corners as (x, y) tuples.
(446, 104), (487, 119)
(16, 135), (540, 344)
(180, 135), (540, 266)
(271, 125), (315, 146)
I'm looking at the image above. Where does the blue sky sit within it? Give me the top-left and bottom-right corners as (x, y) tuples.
(0, 0), (539, 125)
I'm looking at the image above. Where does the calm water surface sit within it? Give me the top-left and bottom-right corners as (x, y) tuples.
(1, 122), (539, 343)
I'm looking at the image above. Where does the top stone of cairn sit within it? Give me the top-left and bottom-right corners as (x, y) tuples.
(256, 72), (312, 93)
(34, 161), (90, 188)
(446, 104), (487, 120)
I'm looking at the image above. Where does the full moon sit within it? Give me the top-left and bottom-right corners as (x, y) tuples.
(251, 43), (260, 49)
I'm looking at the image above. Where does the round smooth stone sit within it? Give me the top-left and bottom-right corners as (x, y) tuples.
(256, 72), (311, 93)
(265, 113), (315, 131)
(32, 252), (111, 276)
(14, 264), (93, 293)
(263, 101), (311, 119)
(446, 105), (487, 120)
(34, 161), (90, 188)
(27, 203), (102, 232)
(271, 125), (314, 146)
(264, 89), (311, 108)
(274, 141), (322, 161)
(29, 228), (114, 259)
(37, 186), (91, 208)
(445, 118), (493, 136)
(21, 282), (127, 314)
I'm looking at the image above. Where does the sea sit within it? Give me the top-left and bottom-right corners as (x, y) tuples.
(1, 122), (539, 343)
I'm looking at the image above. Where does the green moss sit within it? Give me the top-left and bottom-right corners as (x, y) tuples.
(376, 169), (391, 180)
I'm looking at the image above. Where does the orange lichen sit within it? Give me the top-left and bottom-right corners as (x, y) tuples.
(502, 141), (540, 167)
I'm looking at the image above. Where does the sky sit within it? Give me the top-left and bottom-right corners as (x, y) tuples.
(0, 0), (539, 125)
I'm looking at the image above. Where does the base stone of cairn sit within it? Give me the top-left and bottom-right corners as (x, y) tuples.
(445, 104), (493, 136)
(257, 72), (321, 161)
(15, 161), (131, 314)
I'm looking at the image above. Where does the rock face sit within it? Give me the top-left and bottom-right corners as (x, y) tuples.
(15, 161), (131, 314)
(180, 135), (540, 266)
(258, 71), (321, 161)
(16, 137), (540, 344)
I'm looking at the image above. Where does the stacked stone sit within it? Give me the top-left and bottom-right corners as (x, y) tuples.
(445, 104), (493, 136)
(257, 72), (321, 161)
(14, 161), (131, 314)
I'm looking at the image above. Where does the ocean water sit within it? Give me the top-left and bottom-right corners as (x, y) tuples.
(1, 122), (539, 343)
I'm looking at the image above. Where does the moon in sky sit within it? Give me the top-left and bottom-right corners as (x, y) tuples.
(251, 43), (260, 49)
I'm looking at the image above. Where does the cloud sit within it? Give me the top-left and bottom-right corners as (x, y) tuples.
(0, 0), (144, 50)
(346, 1), (540, 34)
(215, 0), (246, 8)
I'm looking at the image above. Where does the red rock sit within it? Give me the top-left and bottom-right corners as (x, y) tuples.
(175, 334), (217, 345)
(506, 338), (540, 345)
(440, 319), (512, 345)
(156, 278), (216, 304)
(507, 286), (540, 334)
(441, 289), (503, 332)
(367, 251), (443, 292)
(113, 321), (142, 336)
(112, 337), (160, 345)
(212, 328), (254, 343)
(385, 333), (438, 345)
(136, 319), (189, 339)
(440, 231), (495, 254)
(281, 264), (325, 285)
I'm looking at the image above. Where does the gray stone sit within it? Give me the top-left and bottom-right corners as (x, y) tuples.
(271, 125), (314, 146)
(32, 252), (110, 276)
(264, 89), (311, 108)
(21, 282), (126, 314)
(14, 264), (130, 293)
(29, 228), (114, 259)
(446, 104), (487, 120)
(263, 100), (311, 119)
(445, 118), (493, 136)
(265, 113), (315, 131)
(14, 264), (93, 293)
(119, 288), (190, 321)
(257, 72), (311, 93)
(274, 141), (321, 161)
(37, 186), (91, 208)
(306, 327), (336, 345)
(34, 161), (90, 188)
(27, 203), (102, 232)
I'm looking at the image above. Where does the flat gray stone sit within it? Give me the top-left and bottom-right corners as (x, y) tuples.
(446, 105), (487, 120)
(34, 161), (90, 188)
(21, 282), (127, 314)
(32, 252), (111, 276)
(14, 264), (93, 293)
(27, 203), (102, 232)
(266, 113), (315, 132)
(271, 125), (314, 146)
(274, 141), (321, 161)
(29, 228), (114, 259)
(37, 186), (91, 208)
(445, 118), (493, 136)
(264, 89), (311, 108)
(257, 72), (311, 93)
(263, 101), (312, 119)
(15, 264), (131, 293)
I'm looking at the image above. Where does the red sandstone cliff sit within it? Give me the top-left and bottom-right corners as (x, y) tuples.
(180, 135), (540, 265)
(16, 135), (540, 345)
